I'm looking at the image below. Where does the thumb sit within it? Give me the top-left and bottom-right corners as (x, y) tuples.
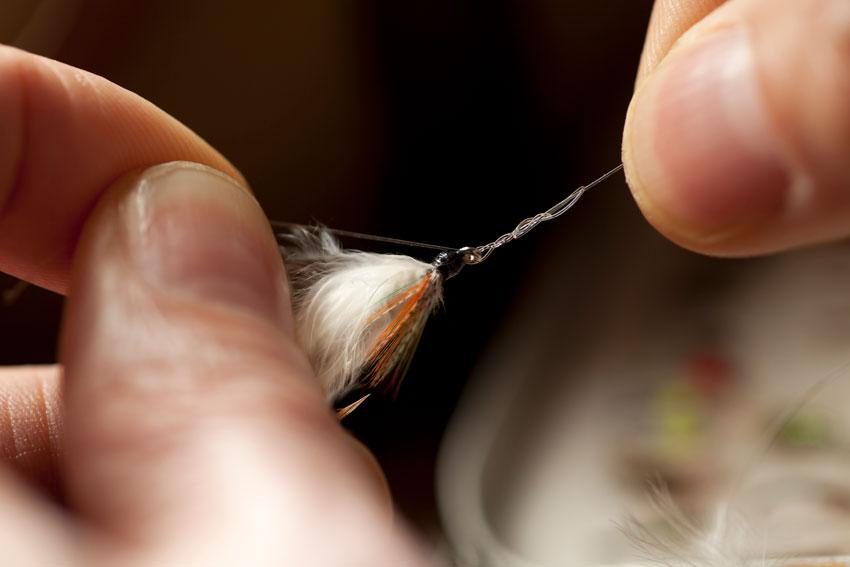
(623, 0), (850, 256)
(59, 162), (424, 564)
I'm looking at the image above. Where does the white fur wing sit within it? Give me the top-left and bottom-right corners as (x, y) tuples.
(281, 228), (440, 399)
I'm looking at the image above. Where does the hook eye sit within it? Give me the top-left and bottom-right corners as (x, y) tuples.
(459, 246), (485, 265)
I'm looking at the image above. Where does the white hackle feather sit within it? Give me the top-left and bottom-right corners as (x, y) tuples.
(281, 228), (444, 400)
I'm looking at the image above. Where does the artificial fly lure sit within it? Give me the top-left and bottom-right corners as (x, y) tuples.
(273, 164), (624, 415)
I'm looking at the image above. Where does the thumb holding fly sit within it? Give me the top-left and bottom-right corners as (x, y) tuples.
(623, 0), (850, 256)
(59, 161), (428, 565)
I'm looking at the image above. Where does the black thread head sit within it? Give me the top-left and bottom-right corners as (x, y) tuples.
(431, 249), (467, 280)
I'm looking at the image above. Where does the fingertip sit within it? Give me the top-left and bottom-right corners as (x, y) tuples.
(624, 0), (850, 256)
(118, 162), (291, 330)
(624, 29), (790, 251)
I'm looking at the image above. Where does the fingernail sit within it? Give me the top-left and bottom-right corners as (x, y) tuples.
(625, 29), (790, 240)
(121, 162), (290, 328)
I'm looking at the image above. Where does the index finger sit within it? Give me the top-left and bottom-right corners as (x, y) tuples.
(0, 45), (244, 293)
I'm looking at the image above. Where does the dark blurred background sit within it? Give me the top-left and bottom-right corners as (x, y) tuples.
(0, 0), (656, 539)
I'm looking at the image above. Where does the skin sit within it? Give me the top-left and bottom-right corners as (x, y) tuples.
(623, 0), (850, 256)
(0, 0), (848, 562)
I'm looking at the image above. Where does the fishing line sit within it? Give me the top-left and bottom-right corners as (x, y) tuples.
(270, 221), (458, 252)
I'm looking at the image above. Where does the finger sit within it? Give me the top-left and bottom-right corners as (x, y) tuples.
(60, 162), (428, 565)
(0, 370), (394, 535)
(0, 365), (63, 497)
(0, 467), (81, 565)
(0, 45), (243, 293)
(623, 0), (850, 256)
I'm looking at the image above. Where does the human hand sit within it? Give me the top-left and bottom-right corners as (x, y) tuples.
(623, 0), (850, 256)
(0, 45), (433, 566)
